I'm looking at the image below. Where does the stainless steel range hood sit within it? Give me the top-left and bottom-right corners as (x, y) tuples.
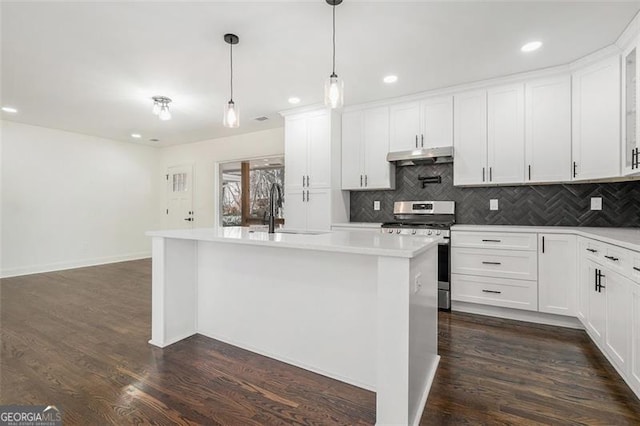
(386, 146), (454, 166)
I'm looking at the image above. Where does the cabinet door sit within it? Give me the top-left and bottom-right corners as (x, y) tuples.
(538, 234), (577, 316)
(453, 90), (487, 185)
(363, 106), (394, 190)
(283, 190), (307, 230)
(577, 245), (590, 325)
(604, 270), (631, 374)
(306, 189), (332, 231)
(307, 111), (332, 189)
(487, 84), (525, 184)
(622, 41), (640, 176)
(421, 96), (453, 148)
(587, 262), (606, 344)
(390, 102), (421, 152)
(341, 110), (364, 190)
(631, 282), (640, 395)
(525, 76), (572, 183)
(572, 55), (621, 180)
(284, 116), (308, 191)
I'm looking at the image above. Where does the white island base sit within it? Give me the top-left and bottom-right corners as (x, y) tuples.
(147, 228), (440, 425)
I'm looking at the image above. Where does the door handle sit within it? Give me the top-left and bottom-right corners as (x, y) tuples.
(365, 175), (368, 187)
(573, 161), (577, 178)
(303, 191), (306, 202)
(307, 175), (310, 187)
(421, 134), (424, 147)
(482, 261), (501, 265)
(482, 239), (501, 243)
(184, 218), (193, 222)
(489, 167), (492, 182)
(360, 175), (363, 187)
(586, 248), (598, 253)
(633, 266), (640, 272)
(542, 236), (545, 254)
(482, 167), (485, 182)
(528, 165), (531, 180)
(307, 190), (310, 202)
(604, 255), (619, 262)
(482, 289), (502, 294)
(415, 135), (418, 148)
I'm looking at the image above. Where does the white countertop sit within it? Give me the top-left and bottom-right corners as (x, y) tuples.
(452, 224), (640, 252)
(332, 222), (382, 229)
(146, 227), (440, 258)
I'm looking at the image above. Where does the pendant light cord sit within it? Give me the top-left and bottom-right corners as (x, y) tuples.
(332, 3), (336, 76)
(230, 42), (234, 102)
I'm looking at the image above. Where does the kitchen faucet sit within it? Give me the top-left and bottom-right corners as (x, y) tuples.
(268, 183), (283, 233)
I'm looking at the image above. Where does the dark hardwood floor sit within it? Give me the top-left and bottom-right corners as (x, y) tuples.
(1, 259), (639, 425)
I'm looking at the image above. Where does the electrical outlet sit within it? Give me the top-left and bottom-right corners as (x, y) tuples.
(591, 197), (602, 211)
(490, 199), (499, 211)
(373, 200), (381, 211)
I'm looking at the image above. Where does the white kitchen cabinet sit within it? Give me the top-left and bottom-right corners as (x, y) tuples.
(577, 238), (593, 324)
(390, 96), (453, 152)
(603, 269), (632, 375)
(306, 189), (332, 231)
(284, 116), (309, 191)
(572, 55), (621, 180)
(631, 281), (640, 395)
(283, 190), (307, 230)
(487, 84), (525, 184)
(622, 39), (640, 176)
(538, 234), (577, 317)
(525, 76), (572, 183)
(453, 90), (487, 185)
(586, 259), (606, 344)
(341, 107), (395, 190)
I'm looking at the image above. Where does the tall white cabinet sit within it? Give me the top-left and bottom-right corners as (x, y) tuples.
(282, 108), (348, 231)
(453, 90), (487, 185)
(572, 55), (621, 180)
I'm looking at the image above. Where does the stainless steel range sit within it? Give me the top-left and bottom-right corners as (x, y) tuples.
(380, 201), (455, 310)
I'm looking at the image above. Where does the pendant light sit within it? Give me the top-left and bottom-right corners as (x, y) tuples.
(223, 33), (240, 128)
(324, 0), (344, 109)
(152, 96), (172, 121)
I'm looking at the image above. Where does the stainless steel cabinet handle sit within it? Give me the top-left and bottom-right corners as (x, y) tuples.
(482, 261), (502, 265)
(604, 255), (619, 261)
(482, 289), (502, 294)
(482, 239), (501, 242)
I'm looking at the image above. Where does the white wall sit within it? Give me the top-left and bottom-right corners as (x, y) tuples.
(158, 127), (284, 229)
(1, 121), (161, 277)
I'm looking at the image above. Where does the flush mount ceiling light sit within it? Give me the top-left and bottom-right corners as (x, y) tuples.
(2, 106), (18, 113)
(131, 133), (141, 138)
(223, 33), (240, 128)
(152, 96), (172, 121)
(521, 41), (543, 52)
(383, 75), (398, 84)
(288, 97), (301, 104)
(324, 0), (344, 109)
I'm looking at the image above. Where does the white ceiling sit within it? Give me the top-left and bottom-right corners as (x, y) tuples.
(2, 1), (639, 146)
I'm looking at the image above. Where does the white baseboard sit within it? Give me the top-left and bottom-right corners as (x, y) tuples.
(0, 252), (151, 278)
(452, 301), (583, 329)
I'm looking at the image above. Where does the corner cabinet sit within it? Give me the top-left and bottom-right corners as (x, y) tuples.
(282, 108), (348, 231)
(341, 107), (395, 190)
(389, 96), (453, 152)
(622, 38), (640, 176)
(572, 55), (621, 180)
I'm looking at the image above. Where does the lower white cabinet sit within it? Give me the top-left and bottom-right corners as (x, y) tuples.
(451, 274), (538, 311)
(284, 189), (331, 231)
(452, 247), (537, 281)
(603, 270), (632, 374)
(538, 234), (577, 316)
(631, 281), (640, 395)
(586, 260), (606, 343)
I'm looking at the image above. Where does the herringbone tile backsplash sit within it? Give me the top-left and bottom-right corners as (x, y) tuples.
(350, 164), (640, 227)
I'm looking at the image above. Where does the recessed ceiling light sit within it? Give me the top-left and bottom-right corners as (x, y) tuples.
(521, 41), (542, 52)
(2, 106), (18, 113)
(149, 138), (160, 142)
(131, 133), (141, 139)
(288, 97), (301, 105)
(383, 75), (398, 84)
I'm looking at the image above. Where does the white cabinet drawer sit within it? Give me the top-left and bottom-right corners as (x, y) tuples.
(451, 274), (538, 311)
(580, 238), (604, 262)
(452, 231), (537, 251)
(452, 247), (538, 281)
(602, 245), (631, 278)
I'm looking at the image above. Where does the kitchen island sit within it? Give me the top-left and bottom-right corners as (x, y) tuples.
(146, 227), (440, 425)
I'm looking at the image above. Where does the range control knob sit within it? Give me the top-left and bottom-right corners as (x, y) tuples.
(411, 230), (417, 235)
(396, 229), (402, 234)
(388, 229), (393, 234)
(436, 230), (441, 236)
(428, 230), (433, 235)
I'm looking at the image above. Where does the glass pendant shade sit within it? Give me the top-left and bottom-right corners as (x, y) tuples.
(158, 105), (171, 121)
(324, 74), (344, 109)
(224, 100), (239, 128)
(152, 101), (161, 115)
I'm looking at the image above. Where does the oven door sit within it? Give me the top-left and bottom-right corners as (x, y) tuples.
(437, 239), (451, 311)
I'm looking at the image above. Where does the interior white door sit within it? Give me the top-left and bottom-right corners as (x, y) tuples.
(390, 102), (420, 152)
(487, 84), (525, 184)
(421, 96), (453, 148)
(572, 55), (621, 180)
(454, 90), (487, 185)
(284, 115), (308, 190)
(283, 190), (306, 230)
(525, 76), (572, 183)
(306, 111), (331, 189)
(306, 189), (332, 231)
(363, 106), (393, 189)
(166, 165), (194, 229)
(604, 270), (631, 374)
(538, 234), (577, 316)
(341, 110), (364, 190)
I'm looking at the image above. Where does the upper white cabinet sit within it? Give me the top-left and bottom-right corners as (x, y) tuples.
(341, 107), (395, 190)
(572, 55), (621, 180)
(453, 90), (487, 185)
(390, 96), (453, 152)
(487, 84), (525, 184)
(622, 38), (640, 176)
(282, 108), (348, 231)
(525, 76), (572, 183)
(538, 234), (577, 316)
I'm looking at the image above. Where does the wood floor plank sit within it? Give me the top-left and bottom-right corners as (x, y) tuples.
(2, 259), (639, 424)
